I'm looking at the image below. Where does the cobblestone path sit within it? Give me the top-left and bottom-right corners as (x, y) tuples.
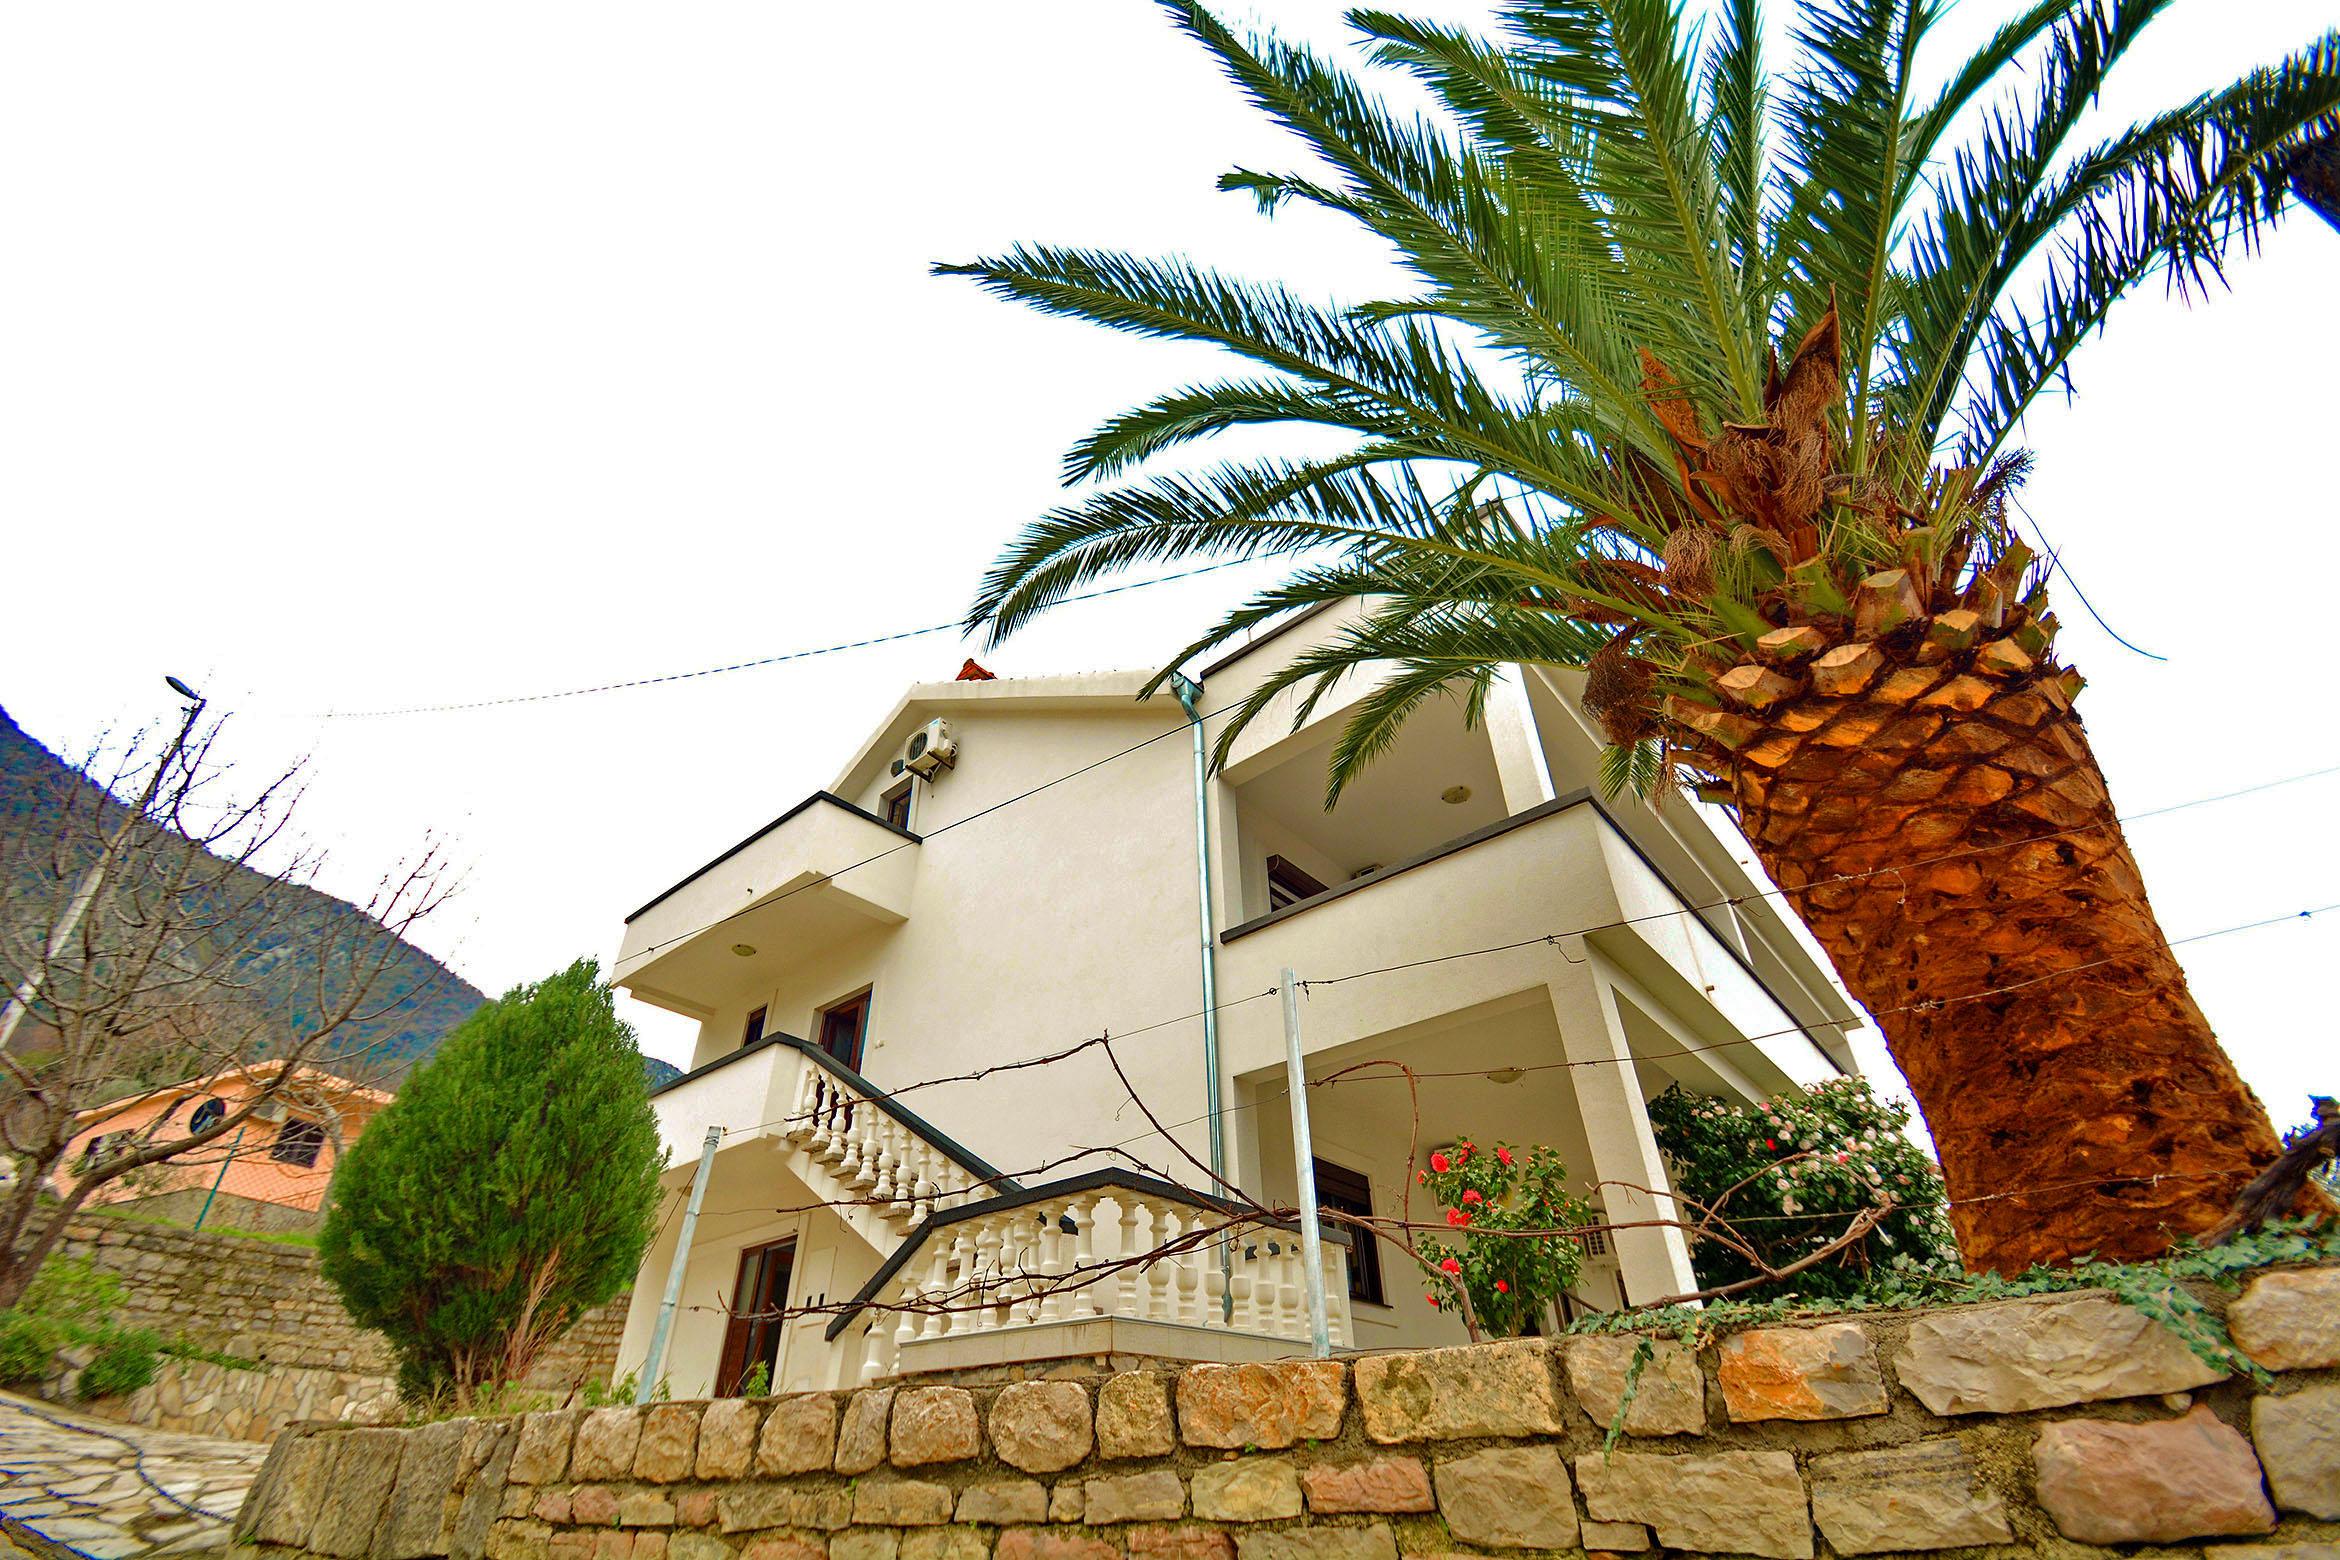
(0, 1391), (260, 1558)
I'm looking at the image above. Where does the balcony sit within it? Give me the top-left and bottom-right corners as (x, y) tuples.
(829, 1169), (1355, 1380)
(615, 793), (918, 1017)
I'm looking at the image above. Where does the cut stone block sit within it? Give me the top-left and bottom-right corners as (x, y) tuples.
(1896, 1294), (2226, 1414)
(2032, 1404), (2276, 1543)
(1355, 1339), (1566, 1443)
(1808, 1440), (2011, 1554)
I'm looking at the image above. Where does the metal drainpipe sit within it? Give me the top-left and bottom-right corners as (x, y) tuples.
(1167, 673), (1226, 1191)
(1169, 672), (1234, 1323)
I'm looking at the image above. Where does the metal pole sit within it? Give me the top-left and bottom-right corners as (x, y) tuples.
(192, 1127), (244, 1232)
(1168, 675), (1225, 1186)
(641, 1125), (723, 1399)
(0, 688), (206, 1055)
(1279, 967), (1331, 1359)
(1170, 674), (1236, 1323)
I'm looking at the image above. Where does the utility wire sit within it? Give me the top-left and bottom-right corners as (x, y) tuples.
(314, 558), (1265, 719)
(2008, 492), (2166, 662)
(629, 741), (2340, 1066)
(677, 890), (2340, 1225)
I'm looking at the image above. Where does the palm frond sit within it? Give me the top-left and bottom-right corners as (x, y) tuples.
(1773, 0), (1935, 459)
(1954, 35), (2340, 459)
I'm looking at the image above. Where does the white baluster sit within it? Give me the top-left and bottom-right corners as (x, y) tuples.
(1202, 1232), (1228, 1331)
(1145, 1209), (1180, 1323)
(785, 1066), (819, 1141)
(868, 1119), (897, 1203)
(921, 1235), (955, 1340)
(1035, 1204), (1067, 1322)
(1321, 1245), (1351, 1347)
(1067, 1199), (1100, 1318)
(806, 1077), (835, 1156)
(1115, 1198), (1146, 1319)
(892, 1272), (922, 1356)
(1278, 1241), (1305, 1340)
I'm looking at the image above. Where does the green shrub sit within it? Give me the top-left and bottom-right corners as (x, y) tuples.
(0, 1309), (59, 1386)
(321, 959), (666, 1407)
(77, 1331), (160, 1401)
(0, 1256), (137, 1388)
(1415, 1140), (1597, 1335)
(583, 1371), (638, 1408)
(1646, 1080), (1959, 1300)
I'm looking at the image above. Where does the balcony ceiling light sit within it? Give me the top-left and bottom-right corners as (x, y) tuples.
(1441, 784), (1472, 804)
(731, 943), (757, 958)
(1485, 1067), (1524, 1085)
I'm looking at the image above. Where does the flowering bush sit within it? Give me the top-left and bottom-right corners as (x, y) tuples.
(1646, 1080), (1959, 1300)
(1416, 1140), (1597, 1336)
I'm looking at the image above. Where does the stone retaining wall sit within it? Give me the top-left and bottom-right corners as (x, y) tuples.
(235, 1266), (2340, 1559)
(119, 1357), (401, 1443)
(56, 1213), (629, 1391)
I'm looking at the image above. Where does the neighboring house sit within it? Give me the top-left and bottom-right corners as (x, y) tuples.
(611, 601), (1863, 1398)
(54, 1059), (390, 1233)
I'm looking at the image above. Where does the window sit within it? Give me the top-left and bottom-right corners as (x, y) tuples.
(1312, 1158), (1385, 1307)
(882, 784), (913, 831)
(742, 1006), (767, 1049)
(716, 1238), (796, 1397)
(270, 1118), (326, 1167)
(818, 991), (871, 1071)
(1266, 855), (1328, 912)
(188, 1097), (226, 1135)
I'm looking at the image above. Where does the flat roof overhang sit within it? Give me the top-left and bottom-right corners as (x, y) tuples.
(614, 792), (918, 1017)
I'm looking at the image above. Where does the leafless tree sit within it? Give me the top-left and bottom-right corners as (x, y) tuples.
(0, 687), (454, 1306)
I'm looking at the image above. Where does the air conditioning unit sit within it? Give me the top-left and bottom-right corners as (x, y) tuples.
(902, 718), (957, 779)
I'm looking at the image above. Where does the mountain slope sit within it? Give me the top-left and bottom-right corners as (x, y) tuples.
(0, 706), (680, 1091)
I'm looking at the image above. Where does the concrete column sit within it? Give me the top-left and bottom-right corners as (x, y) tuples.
(1483, 667), (1559, 814)
(1543, 958), (1700, 1305)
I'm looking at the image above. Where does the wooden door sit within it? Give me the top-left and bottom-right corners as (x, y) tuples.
(715, 1238), (796, 1395)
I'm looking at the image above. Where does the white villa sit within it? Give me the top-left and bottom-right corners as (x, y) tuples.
(607, 600), (1863, 1398)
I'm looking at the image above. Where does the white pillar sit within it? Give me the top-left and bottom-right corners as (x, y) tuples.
(1544, 959), (1700, 1305)
(1483, 667), (1559, 814)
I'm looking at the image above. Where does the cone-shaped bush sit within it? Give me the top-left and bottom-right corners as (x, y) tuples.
(321, 958), (666, 1404)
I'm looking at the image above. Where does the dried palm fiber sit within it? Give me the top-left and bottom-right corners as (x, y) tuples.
(1582, 630), (1656, 744)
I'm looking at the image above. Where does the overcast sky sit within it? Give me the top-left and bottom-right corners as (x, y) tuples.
(4, 1), (2334, 1135)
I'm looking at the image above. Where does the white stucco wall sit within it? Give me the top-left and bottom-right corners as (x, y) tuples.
(611, 607), (1866, 1386)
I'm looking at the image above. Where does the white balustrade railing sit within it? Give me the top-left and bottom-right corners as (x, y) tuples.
(780, 1058), (989, 1228)
(851, 1178), (1353, 1380)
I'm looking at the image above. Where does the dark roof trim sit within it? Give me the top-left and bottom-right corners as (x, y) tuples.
(1195, 599), (1345, 680)
(625, 792), (919, 924)
(1221, 790), (1845, 1071)
(825, 1166), (1351, 1341)
(651, 1034), (1013, 1190)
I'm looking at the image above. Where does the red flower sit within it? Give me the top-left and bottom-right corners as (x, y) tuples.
(1494, 1280), (1509, 1294)
(1417, 1171), (1427, 1185)
(1496, 1147), (1513, 1167)
(1457, 1141), (1474, 1162)
(1461, 1189), (1484, 1205)
(1445, 1207), (1472, 1227)
(1427, 1295), (1440, 1307)
(1765, 1138), (1777, 1150)
(1439, 1257), (1461, 1276)
(1429, 1151), (1451, 1174)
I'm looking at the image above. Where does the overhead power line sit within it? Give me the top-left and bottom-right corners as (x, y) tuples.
(314, 557), (1266, 719)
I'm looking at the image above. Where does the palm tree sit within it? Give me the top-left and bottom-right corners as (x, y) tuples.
(941, 0), (2338, 1273)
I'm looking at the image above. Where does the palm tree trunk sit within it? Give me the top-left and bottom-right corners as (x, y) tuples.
(1708, 624), (2288, 1272)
